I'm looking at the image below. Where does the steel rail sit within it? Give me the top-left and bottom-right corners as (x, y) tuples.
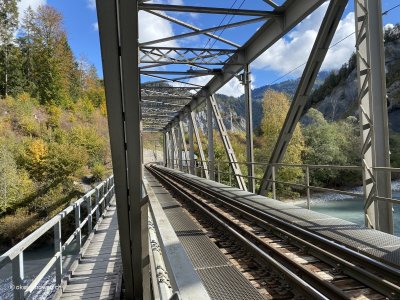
(147, 165), (331, 299)
(148, 165), (400, 297)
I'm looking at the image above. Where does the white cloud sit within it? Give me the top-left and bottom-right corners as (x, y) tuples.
(92, 22), (99, 31)
(186, 73), (256, 98)
(88, 0), (96, 10)
(384, 23), (394, 31)
(139, 11), (177, 47)
(254, 2), (356, 75)
(18, 0), (46, 22)
(219, 77), (243, 97)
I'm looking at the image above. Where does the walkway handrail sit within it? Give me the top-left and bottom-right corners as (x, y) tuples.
(168, 158), (400, 208)
(0, 175), (115, 300)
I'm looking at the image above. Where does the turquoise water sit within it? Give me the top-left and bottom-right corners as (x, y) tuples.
(299, 189), (400, 236)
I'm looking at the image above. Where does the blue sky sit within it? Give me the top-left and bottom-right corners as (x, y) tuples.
(17, 0), (400, 97)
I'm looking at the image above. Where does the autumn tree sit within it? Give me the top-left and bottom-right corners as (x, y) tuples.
(257, 90), (305, 195)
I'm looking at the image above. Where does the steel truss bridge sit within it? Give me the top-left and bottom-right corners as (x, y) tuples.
(1, 0), (399, 299)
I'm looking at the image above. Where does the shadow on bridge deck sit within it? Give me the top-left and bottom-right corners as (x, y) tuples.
(55, 199), (122, 300)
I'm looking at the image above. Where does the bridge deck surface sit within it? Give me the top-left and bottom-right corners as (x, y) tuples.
(145, 170), (266, 300)
(156, 166), (400, 268)
(57, 200), (122, 300)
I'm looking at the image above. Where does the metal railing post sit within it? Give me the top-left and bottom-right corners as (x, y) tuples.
(105, 179), (110, 206)
(272, 165), (276, 200)
(95, 187), (100, 222)
(306, 166), (311, 209)
(75, 203), (81, 251)
(54, 220), (62, 286)
(229, 163), (232, 186)
(217, 162), (220, 183)
(12, 252), (24, 300)
(87, 196), (93, 233)
(102, 182), (106, 213)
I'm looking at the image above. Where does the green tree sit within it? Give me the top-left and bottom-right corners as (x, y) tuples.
(27, 5), (78, 105)
(302, 109), (360, 186)
(0, 144), (33, 213)
(18, 6), (37, 95)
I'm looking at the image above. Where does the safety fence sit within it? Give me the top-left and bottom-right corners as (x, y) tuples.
(0, 176), (115, 300)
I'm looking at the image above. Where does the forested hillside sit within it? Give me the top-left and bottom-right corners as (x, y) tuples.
(0, 3), (111, 247)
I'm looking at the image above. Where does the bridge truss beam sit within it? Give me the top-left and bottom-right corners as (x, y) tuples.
(258, 0), (348, 195)
(190, 110), (209, 179)
(209, 95), (247, 191)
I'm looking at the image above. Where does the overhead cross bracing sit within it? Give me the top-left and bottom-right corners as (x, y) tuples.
(137, 0), (331, 137)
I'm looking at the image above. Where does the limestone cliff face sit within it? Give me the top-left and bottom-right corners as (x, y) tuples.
(307, 39), (400, 132)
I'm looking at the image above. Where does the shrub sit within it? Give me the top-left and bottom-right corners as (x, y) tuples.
(0, 208), (38, 245)
(91, 162), (107, 181)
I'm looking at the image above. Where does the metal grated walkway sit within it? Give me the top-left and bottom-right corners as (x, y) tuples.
(145, 170), (265, 300)
(56, 199), (122, 300)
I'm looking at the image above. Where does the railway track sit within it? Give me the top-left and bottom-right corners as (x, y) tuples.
(147, 164), (400, 300)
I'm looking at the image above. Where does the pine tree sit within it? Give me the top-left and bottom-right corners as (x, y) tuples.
(0, 0), (19, 97)
(18, 6), (36, 94)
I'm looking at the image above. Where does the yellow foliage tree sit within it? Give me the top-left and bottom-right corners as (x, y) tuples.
(28, 139), (48, 163)
(23, 138), (48, 180)
(258, 90), (305, 195)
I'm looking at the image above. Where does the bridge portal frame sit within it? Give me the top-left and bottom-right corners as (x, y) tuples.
(97, 0), (395, 297)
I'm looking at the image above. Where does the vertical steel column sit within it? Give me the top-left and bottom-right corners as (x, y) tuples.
(119, 0), (150, 294)
(188, 113), (195, 175)
(243, 64), (255, 193)
(171, 126), (180, 170)
(207, 97), (215, 180)
(190, 110), (209, 179)
(209, 95), (247, 191)
(165, 131), (169, 167)
(96, 0), (148, 297)
(179, 117), (189, 172)
(163, 132), (167, 166)
(177, 125), (183, 171)
(169, 128), (175, 169)
(355, 0), (393, 233)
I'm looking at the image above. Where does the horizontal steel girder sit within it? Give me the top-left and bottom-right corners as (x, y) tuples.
(146, 10), (239, 48)
(139, 17), (267, 47)
(141, 70), (222, 76)
(139, 4), (281, 17)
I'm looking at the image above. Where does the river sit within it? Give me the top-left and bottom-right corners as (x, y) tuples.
(295, 181), (400, 236)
